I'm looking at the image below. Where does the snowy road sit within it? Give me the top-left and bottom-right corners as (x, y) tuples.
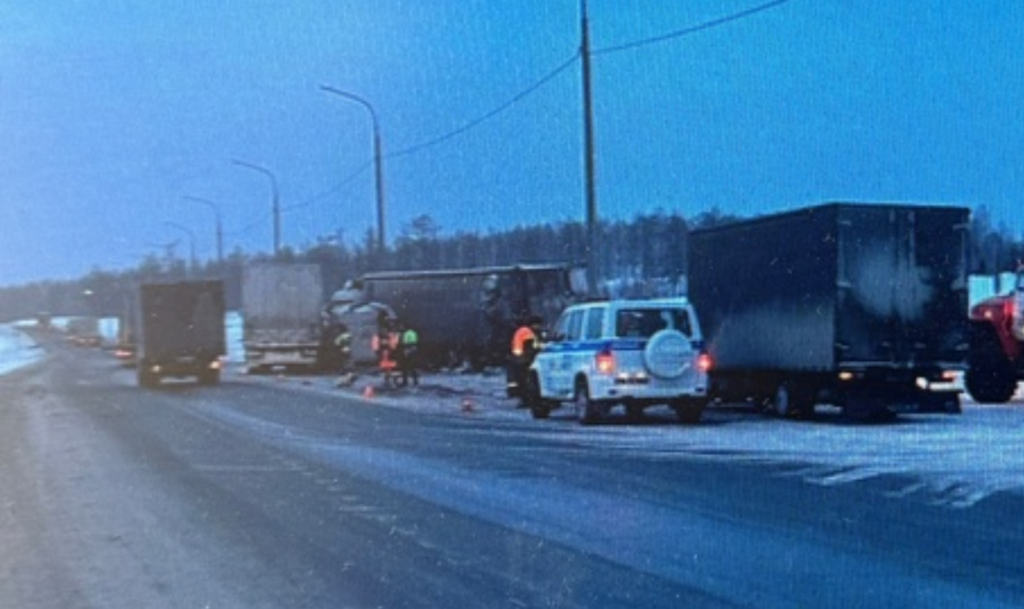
(260, 365), (1024, 510)
(3, 332), (1024, 608)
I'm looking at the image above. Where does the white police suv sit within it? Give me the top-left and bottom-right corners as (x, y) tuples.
(526, 298), (711, 424)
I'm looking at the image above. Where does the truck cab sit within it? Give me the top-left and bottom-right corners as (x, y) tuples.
(965, 267), (1024, 403)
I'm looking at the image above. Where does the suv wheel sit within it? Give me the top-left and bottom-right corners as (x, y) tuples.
(525, 373), (552, 419)
(574, 380), (599, 425)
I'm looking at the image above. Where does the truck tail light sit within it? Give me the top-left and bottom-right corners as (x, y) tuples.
(596, 350), (615, 374)
(697, 352), (713, 373)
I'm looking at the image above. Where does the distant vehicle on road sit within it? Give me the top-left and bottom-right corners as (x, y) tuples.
(345, 264), (586, 369)
(35, 311), (53, 331)
(66, 316), (102, 348)
(527, 298), (711, 424)
(242, 262), (329, 373)
(965, 266), (1024, 403)
(688, 202), (969, 419)
(136, 280), (226, 387)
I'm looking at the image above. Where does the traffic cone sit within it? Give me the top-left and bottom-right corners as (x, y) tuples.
(363, 384), (375, 399)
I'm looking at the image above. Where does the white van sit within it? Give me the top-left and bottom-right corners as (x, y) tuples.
(527, 299), (711, 424)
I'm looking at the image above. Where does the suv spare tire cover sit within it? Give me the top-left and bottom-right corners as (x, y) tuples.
(643, 330), (690, 379)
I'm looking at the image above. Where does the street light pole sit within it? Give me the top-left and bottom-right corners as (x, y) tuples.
(232, 159), (281, 256)
(319, 84), (387, 256)
(580, 0), (599, 298)
(164, 221), (197, 277)
(183, 195), (224, 266)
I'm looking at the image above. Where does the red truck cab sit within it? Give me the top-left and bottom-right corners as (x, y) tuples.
(965, 268), (1024, 403)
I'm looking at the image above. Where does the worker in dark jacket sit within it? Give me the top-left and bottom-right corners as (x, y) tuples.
(396, 321), (420, 387)
(507, 315), (543, 402)
(332, 323), (353, 371)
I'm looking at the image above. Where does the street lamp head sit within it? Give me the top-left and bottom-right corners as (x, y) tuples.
(320, 83), (386, 257)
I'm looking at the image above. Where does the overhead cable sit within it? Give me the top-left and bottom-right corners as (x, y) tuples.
(593, 0), (792, 56)
(388, 53), (580, 159)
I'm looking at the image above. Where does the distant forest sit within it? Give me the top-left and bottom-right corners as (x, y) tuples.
(1, 205), (1021, 323)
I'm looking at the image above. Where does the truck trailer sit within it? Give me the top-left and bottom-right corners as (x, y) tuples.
(347, 264), (586, 369)
(688, 203), (969, 418)
(241, 262), (328, 373)
(136, 280), (226, 387)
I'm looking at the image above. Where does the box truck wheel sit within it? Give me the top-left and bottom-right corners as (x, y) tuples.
(198, 368), (221, 386)
(137, 368), (158, 388)
(772, 382), (813, 419)
(965, 359), (1017, 404)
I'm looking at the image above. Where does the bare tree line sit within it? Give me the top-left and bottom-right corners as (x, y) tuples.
(1, 206), (1019, 323)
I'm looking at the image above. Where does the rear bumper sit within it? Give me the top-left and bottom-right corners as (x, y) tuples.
(591, 374), (708, 403)
(141, 356), (221, 377)
(245, 344), (320, 367)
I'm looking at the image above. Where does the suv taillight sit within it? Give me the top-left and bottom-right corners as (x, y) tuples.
(697, 352), (713, 372)
(596, 349), (615, 374)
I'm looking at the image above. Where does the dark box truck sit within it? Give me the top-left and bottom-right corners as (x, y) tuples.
(688, 202), (969, 418)
(352, 264), (586, 369)
(136, 280), (226, 387)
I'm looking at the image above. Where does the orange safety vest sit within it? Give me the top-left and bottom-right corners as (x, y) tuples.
(511, 325), (537, 357)
(373, 332), (399, 371)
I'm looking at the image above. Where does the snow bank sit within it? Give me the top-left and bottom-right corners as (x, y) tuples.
(0, 324), (42, 376)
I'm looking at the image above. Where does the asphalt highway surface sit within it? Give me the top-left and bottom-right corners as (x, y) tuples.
(3, 337), (1024, 608)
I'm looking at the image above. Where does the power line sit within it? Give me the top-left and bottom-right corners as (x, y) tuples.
(288, 53), (580, 223)
(593, 0), (792, 56)
(281, 159), (374, 214)
(237, 2), (792, 240)
(388, 53), (580, 159)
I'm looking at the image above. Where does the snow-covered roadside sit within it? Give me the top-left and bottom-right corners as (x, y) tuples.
(0, 324), (43, 376)
(240, 365), (1024, 508)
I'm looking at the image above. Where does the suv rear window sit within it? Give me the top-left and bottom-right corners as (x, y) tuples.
(615, 308), (692, 339)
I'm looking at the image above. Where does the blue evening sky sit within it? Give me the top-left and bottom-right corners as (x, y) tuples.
(1, 1), (1021, 285)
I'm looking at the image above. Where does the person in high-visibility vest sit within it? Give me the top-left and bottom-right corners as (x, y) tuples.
(397, 322), (420, 387)
(372, 317), (399, 387)
(507, 315), (544, 402)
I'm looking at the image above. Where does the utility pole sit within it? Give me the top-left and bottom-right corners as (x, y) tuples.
(183, 195), (224, 267)
(580, 0), (599, 297)
(164, 222), (197, 278)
